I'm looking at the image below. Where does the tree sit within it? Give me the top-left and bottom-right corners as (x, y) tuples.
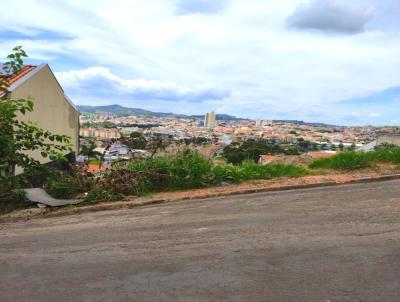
(147, 136), (169, 159)
(0, 46), (72, 197)
(122, 132), (147, 150)
(284, 146), (300, 155)
(222, 140), (285, 164)
(181, 136), (209, 146)
(338, 143), (344, 151)
(296, 138), (311, 152)
(79, 143), (102, 162)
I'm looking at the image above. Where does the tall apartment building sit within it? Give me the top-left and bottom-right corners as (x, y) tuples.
(255, 119), (273, 127)
(204, 111), (216, 129)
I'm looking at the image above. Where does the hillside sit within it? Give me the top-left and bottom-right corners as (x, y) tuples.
(76, 104), (337, 126)
(76, 104), (240, 120)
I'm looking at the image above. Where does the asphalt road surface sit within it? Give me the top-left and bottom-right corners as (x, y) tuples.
(1, 180), (400, 302)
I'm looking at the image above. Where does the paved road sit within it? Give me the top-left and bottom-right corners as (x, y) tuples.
(1, 180), (400, 302)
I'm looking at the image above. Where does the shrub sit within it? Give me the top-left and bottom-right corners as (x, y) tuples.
(126, 150), (310, 193)
(83, 186), (122, 205)
(96, 168), (163, 196)
(309, 152), (370, 170)
(45, 174), (83, 199)
(78, 150), (310, 202)
(371, 148), (400, 163)
(213, 161), (309, 183)
(309, 148), (400, 170)
(44, 165), (94, 199)
(128, 149), (215, 191)
(0, 184), (29, 215)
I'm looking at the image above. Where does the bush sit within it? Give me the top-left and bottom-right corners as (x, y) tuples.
(78, 150), (310, 202)
(0, 184), (29, 215)
(222, 140), (284, 164)
(371, 148), (400, 163)
(309, 148), (400, 170)
(45, 174), (83, 199)
(127, 150), (309, 193)
(128, 149), (215, 191)
(44, 165), (94, 199)
(83, 186), (122, 205)
(96, 168), (163, 196)
(213, 161), (309, 183)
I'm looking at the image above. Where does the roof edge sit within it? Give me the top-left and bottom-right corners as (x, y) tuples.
(64, 94), (79, 113)
(4, 63), (79, 113)
(7, 63), (46, 92)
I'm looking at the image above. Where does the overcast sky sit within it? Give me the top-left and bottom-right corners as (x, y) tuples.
(1, 0), (400, 125)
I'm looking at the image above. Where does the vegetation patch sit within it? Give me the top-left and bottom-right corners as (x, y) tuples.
(124, 149), (309, 195)
(309, 148), (400, 170)
(213, 161), (309, 183)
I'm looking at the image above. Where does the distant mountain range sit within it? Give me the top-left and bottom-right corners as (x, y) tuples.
(77, 104), (240, 121)
(273, 120), (339, 128)
(77, 104), (338, 127)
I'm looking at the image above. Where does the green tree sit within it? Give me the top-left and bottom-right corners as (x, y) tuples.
(222, 140), (285, 164)
(182, 136), (209, 146)
(122, 131), (147, 150)
(296, 138), (312, 152)
(284, 146), (300, 155)
(0, 46), (72, 199)
(79, 143), (102, 162)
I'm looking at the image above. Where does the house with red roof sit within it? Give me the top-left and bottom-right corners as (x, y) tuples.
(0, 63), (80, 174)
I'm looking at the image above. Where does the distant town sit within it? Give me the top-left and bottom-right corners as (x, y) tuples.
(78, 104), (400, 166)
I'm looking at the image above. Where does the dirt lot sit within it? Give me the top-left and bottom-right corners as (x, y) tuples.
(1, 179), (400, 301)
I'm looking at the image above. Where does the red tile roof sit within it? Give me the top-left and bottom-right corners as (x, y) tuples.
(87, 163), (111, 173)
(0, 65), (37, 96)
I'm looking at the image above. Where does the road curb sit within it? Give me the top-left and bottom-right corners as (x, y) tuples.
(2, 173), (400, 223)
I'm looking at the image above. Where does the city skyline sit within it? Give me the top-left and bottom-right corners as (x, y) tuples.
(1, 0), (400, 125)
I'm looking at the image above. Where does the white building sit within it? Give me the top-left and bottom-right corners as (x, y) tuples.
(204, 111), (216, 129)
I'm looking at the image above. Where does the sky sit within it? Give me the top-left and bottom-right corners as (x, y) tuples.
(1, 0), (400, 126)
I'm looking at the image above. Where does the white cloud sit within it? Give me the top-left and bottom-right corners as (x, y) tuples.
(55, 66), (230, 103)
(368, 112), (380, 117)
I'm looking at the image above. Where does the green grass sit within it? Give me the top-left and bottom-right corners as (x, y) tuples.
(309, 148), (400, 171)
(88, 159), (102, 165)
(213, 161), (309, 183)
(127, 150), (309, 194)
(128, 149), (215, 191)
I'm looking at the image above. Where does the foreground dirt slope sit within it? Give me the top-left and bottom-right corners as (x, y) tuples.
(1, 180), (400, 301)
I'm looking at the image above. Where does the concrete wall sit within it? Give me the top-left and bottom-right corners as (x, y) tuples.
(10, 65), (79, 173)
(377, 135), (400, 146)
